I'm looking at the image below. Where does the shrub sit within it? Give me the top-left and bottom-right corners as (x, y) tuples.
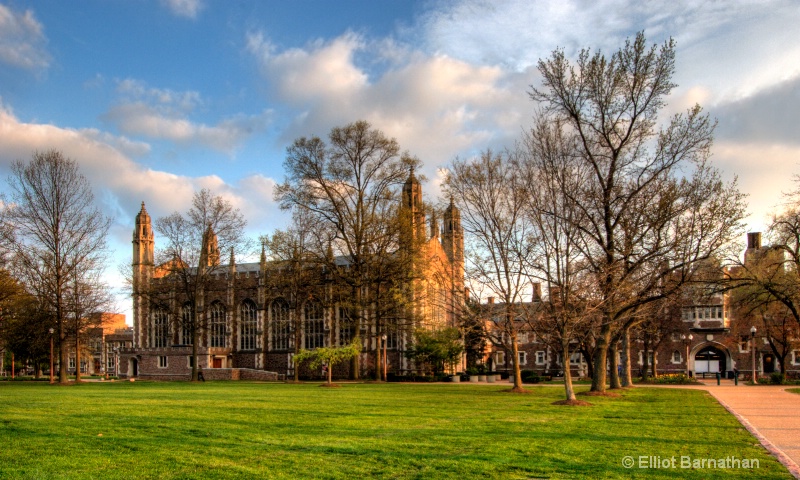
(652, 373), (693, 385)
(770, 372), (786, 385)
(521, 370), (541, 384)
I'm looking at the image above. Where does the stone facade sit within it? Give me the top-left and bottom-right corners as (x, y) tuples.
(128, 172), (466, 380)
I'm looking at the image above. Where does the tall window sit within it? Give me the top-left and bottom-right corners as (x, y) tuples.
(209, 302), (227, 348)
(271, 299), (290, 350)
(240, 300), (258, 350)
(181, 304), (193, 345)
(151, 308), (169, 348)
(304, 301), (325, 349)
(338, 307), (355, 346)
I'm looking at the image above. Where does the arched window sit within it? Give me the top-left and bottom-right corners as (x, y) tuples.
(240, 300), (258, 350)
(209, 302), (227, 348)
(150, 308), (169, 348)
(181, 304), (193, 345)
(304, 300), (325, 349)
(271, 299), (290, 350)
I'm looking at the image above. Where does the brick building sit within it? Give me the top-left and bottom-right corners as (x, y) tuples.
(483, 232), (800, 380)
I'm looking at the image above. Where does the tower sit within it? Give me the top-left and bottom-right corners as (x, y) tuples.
(401, 167), (426, 244)
(132, 202), (155, 348)
(442, 197), (465, 324)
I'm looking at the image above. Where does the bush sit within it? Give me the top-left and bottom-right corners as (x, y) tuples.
(770, 372), (786, 385)
(521, 370), (541, 384)
(651, 373), (693, 385)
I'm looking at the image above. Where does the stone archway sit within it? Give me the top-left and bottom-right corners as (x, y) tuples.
(689, 342), (731, 376)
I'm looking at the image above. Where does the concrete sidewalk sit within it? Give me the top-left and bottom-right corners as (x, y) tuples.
(697, 383), (800, 479)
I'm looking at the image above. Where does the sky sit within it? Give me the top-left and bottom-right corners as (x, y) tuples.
(1, 0), (799, 323)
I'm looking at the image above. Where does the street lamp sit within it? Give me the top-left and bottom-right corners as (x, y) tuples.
(681, 333), (693, 377)
(381, 334), (388, 382)
(49, 328), (54, 384)
(750, 326), (758, 384)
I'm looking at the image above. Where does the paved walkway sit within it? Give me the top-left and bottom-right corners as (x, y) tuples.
(691, 381), (800, 479)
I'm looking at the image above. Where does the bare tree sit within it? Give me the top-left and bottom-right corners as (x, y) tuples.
(275, 120), (418, 379)
(445, 149), (531, 392)
(7, 150), (112, 384)
(530, 32), (746, 393)
(520, 118), (599, 403)
(262, 208), (325, 381)
(150, 189), (247, 381)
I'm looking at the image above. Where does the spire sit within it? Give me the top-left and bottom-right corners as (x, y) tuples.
(430, 210), (439, 239)
(133, 201), (154, 266)
(260, 241), (267, 272)
(201, 222), (220, 267)
(229, 246), (236, 275)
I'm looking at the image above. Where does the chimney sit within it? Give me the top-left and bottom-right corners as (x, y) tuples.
(488, 296), (495, 305)
(532, 282), (542, 301)
(747, 232), (762, 250)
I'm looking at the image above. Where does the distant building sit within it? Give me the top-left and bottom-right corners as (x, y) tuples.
(481, 233), (800, 380)
(123, 171), (466, 380)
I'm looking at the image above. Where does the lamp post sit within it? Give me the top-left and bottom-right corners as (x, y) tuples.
(381, 334), (387, 382)
(49, 328), (54, 384)
(750, 326), (758, 384)
(681, 333), (693, 377)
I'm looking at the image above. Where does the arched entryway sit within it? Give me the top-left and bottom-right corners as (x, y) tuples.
(693, 344), (726, 374)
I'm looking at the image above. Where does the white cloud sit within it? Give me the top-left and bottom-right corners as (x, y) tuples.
(248, 31), (528, 194)
(0, 4), (50, 70)
(417, 0), (800, 109)
(160, 0), (204, 19)
(103, 79), (272, 153)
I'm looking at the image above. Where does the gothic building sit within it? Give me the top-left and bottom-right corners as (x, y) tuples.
(122, 171), (465, 380)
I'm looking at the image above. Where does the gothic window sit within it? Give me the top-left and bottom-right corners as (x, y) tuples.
(150, 308), (169, 348)
(271, 299), (290, 350)
(672, 350), (682, 363)
(181, 304), (193, 345)
(304, 301), (325, 349)
(240, 300), (257, 351)
(338, 306), (355, 346)
(209, 302), (227, 348)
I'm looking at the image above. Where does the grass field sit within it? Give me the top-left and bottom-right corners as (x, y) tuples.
(0, 382), (792, 479)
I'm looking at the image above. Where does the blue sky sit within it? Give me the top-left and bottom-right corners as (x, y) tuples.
(1, 0), (799, 322)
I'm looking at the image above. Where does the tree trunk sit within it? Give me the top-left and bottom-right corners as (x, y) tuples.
(641, 337), (650, 382)
(509, 326), (523, 391)
(609, 342), (621, 389)
(59, 319), (69, 384)
(581, 344), (594, 380)
(191, 326), (199, 381)
(293, 308), (301, 382)
(75, 330), (81, 383)
(562, 338), (577, 401)
(621, 327), (633, 387)
(590, 325), (611, 392)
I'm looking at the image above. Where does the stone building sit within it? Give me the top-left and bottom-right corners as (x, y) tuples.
(122, 171), (465, 380)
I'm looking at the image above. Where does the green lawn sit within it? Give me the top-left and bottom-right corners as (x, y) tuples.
(0, 382), (792, 479)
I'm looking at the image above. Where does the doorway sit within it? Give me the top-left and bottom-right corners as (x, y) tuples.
(763, 354), (775, 374)
(212, 358), (223, 369)
(695, 346), (726, 374)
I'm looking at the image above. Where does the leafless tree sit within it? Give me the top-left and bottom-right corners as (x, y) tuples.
(262, 208), (326, 381)
(530, 32), (747, 393)
(275, 120), (419, 379)
(6, 150), (112, 384)
(445, 149), (531, 392)
(519, 118), (599, 402)
(151, 189), (248, 381)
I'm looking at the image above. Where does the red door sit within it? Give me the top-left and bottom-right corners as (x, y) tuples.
(212, 358), (222, 369)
